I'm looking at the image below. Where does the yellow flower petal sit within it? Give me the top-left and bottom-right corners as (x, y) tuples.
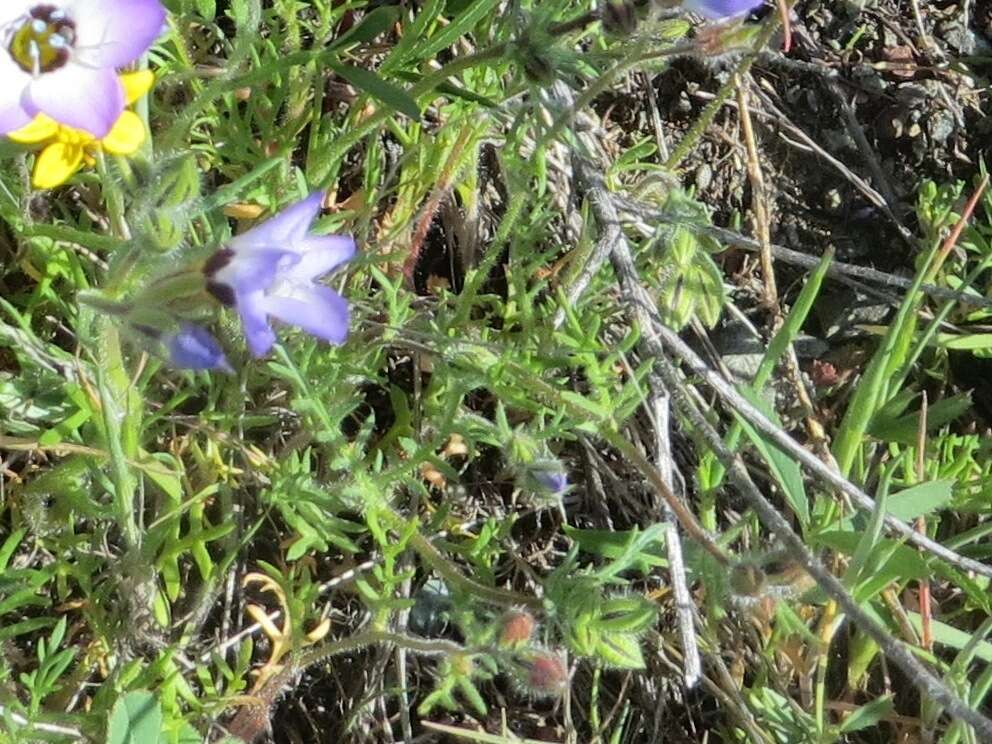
(8, 115), (59, 144)
(121, 70), (155, 105)
(63, 127), (96, 146)
(33, 142), (84, 189)
(101, 111), (146, 155)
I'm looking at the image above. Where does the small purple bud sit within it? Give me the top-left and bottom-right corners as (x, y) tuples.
(165, 324), (233, 372)
(535, 469), (568, 495)
(526, 459), (570, 501)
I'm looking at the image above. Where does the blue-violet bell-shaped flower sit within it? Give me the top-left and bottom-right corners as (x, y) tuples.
(0, 0), (166, 137)
(204, 192), (356, 358)
(682, 0), (764, 20)
(165, 324), (233, 372)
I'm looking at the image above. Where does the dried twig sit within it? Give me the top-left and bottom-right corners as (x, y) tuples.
(645, 342), (992, 738)
(614, 199), (992, 310)
(553, 82), (704, 688)
(566, 153), (992, 736)
(0, 706), (84, 741)
(648, 320), (992, 580)
(652, 388), (701, 689)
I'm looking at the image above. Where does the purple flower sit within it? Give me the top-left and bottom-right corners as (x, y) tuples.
(0, 0), (166, 137)
(165, 324), (233, 372)
(204, 192), (356, 358)
(535, 469), (569, 495)
(528, 460), (570, 499)
(682, 0), (763, 20)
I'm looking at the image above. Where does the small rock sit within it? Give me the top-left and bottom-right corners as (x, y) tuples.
(928, 110), (955, 145)
(851, 63), (885, 93)
(695, 163), (713, 192)
(706, 322), (765, 382)
(882, 27), (901, 47)
(817, 290), (891, 339)
(878, 112), (904, 140)
(938, 21), (977, 54)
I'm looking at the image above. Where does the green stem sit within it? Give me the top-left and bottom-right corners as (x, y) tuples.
(97, 323), (141, 550)
(454, 184), (528, 325)
(93, 152), (144, 552)
(298, 629), (465, 669)
(379, 507), (543, 610)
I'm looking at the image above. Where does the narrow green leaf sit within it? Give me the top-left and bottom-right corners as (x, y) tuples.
(595, 634), (646, 669)
(734, 388), (809, 527)
(414, 0), (502, 62)
(699, 248), (832, 494)
(886, 480), (954, 521)
(325, 63), (420, 121)
(562, 525), (665, 574)
(869, 393), (972, 445)
(0, 528), (26, 572)
(938, 333), (992, 350)
(838, 695), (894, 733)
(326, 6), (399, 51)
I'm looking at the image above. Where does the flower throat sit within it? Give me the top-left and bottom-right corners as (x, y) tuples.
(8, 6), (76, 74)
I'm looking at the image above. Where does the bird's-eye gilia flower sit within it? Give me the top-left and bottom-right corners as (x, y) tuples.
(8, 70), (154, 188)
(164, 324), (233, 373)
(204, 192), (356, 357)
(682, 0), (764, 20)
(0, 0), (165, 137)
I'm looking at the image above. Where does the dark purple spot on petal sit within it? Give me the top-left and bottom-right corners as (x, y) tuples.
(207, 281), (236, 307)
(203, 246), (235, 277)
(9, 5), (77, 73)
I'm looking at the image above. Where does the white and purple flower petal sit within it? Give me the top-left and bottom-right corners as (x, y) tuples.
(230, 191), (327, 251)
(261, 284), (350, 346)
(67, 0), (167, 68)
(683, 0), (764, 20)
(287, 236), (356, 283)
(23, 65), (123, 137)
(203, 192), (356, 358)
(237, 290), (279, 358)
(0, 58), (33, 132)
(0, 0), (166, 137)
(206, 247), (297, 301)
(0, 4), (32, 28)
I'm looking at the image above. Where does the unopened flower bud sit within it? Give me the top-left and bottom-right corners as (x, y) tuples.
(519, 651), (568, 697)
(498, 610), (536, 648)
(164, 324), (233, 372)
(601, 0), (639, 35)
(523, 459), (570, 504)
